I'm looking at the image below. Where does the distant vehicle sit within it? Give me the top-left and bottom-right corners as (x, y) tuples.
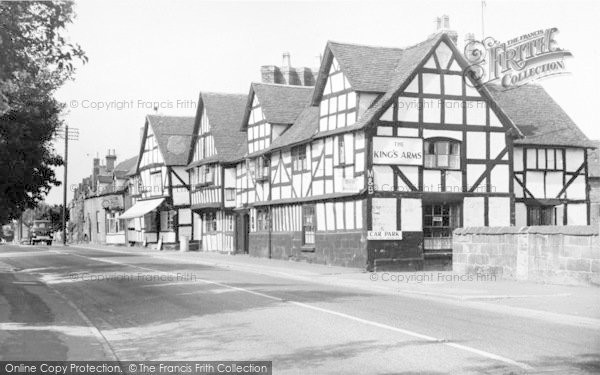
(29, 220), (53, 245)
(1, 225), (13, 243)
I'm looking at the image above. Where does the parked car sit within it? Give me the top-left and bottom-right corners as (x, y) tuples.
(29, 220), (53, 245)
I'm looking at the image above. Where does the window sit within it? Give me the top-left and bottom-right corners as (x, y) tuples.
(423, 204), (461, 253)
(160, 210), (176, 232)
(96, 211), (101, 233)
(338, 137), (346, 165)
(205, 212), (217, 232)
(225, 214), (234, 231)
(225, 188), (236, 201)
(196, 165), (214, 186)
(292, 145), (308, 172)
(527, 205), (556, 225)
(144, 212), (157, 231)
(302, 205), (316, 246)
(424, 139), (460, 169)
(150, 171), (163, 193)
(526, 148), (564, 170)
(256, 208), (269, 231)
(256, 156), (269, 181)
(106, 212), (121, 233)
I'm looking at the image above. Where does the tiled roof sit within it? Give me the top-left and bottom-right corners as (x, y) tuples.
(352, 33), (446, 130)
(486, 84), (593, 148)
(147, 115), (195, 166)
(125, 155), (138, 176)
(201, 92), (248, 163)
(588, 140), (600, 178)
(328, 41), (405, 93)
(268, 106), (319, 151)
(97, 175), (113, 184)
(114, 155), (137, 178)
(251, 83), (313, 125)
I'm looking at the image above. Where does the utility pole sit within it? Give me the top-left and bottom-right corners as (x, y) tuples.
(481, 0), (486, 39)
(56, 125), (79, 245)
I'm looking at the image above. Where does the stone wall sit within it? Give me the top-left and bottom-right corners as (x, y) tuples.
(453, 226), (600, 286)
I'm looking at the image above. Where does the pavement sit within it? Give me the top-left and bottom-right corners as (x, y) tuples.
(1, 242), (599, 374)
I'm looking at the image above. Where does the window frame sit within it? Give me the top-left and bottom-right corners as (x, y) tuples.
(302, 205), (316, 246)
(424, 137), (461, 170)
(292, 145), (308, 173)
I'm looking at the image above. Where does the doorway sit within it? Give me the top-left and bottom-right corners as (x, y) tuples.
(236, 212), (250, 254)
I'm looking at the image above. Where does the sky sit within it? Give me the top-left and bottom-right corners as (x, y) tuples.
(46, 0), (600, 204)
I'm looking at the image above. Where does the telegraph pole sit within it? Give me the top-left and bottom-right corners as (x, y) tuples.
(56, 125), (79, 245)
(62, 126), (68, 245)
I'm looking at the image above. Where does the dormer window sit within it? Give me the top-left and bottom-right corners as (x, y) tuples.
(424, 139), (460, 170)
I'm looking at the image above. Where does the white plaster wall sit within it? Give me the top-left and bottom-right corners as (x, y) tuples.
(401, 198), (422, 231)
(488, 197), (510, 227)
(463, 197), (485, 227)
(515, 202), (527, 227)
(567, 203), (587, 225)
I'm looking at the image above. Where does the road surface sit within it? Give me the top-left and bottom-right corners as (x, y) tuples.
(0, 243), (598, 374)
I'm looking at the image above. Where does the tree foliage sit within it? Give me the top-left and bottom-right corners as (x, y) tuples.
(0, 1), (86, 224)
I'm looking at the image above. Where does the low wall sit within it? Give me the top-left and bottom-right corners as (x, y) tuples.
(453, 226), (600, 286)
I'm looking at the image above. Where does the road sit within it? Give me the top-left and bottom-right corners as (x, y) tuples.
(0, 243), (598, 374)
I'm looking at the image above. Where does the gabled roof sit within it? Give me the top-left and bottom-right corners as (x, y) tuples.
(197, 92), (248, 163)
(268, 106), (320, 151)
(145, 115), (195, 166)
(114, 155), (137, 179)
(347, 32), (446, 131)
(327, 41), (405, 93)
(243, 83), (313, 128)
(486, 84), (593, 148)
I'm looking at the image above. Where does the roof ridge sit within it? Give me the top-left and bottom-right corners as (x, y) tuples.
(327, 32), (445, 53)
(201, 91), (247, 97)
(251, 81), (314, 90)
(327, 40), (404, 51)
(147, 114), (195, 119)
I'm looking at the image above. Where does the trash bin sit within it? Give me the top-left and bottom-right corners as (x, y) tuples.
(179, 235), (189, 252)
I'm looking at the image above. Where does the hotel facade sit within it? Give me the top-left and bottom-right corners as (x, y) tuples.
(91, 30), (593, 270)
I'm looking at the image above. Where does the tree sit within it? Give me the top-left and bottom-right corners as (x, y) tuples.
(0, 1), (87, 224)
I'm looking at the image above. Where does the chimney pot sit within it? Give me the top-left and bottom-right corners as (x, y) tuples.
(282, 52), (291, 69)
(435, 17), (442, 30)
(443, 15), (450, 29)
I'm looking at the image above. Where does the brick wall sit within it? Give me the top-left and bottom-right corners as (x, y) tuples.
(249, 230), (367, 268)
(453, 226), (600, 285)
(314, 231), (367, 268)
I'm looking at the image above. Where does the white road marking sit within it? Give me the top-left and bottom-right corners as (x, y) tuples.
(58, 250), (534, 371)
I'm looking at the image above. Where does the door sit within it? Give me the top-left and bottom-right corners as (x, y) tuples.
(422, 203), (461, 256)
(235, 213), (250, 254)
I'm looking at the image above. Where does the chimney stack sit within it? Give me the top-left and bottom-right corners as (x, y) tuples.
(435, 17), (442, 31)
(434, 14), (458, 45)
(260, 52), (317, 87)
(92, 157), (100, 192)
(106, 149), (116, 173)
